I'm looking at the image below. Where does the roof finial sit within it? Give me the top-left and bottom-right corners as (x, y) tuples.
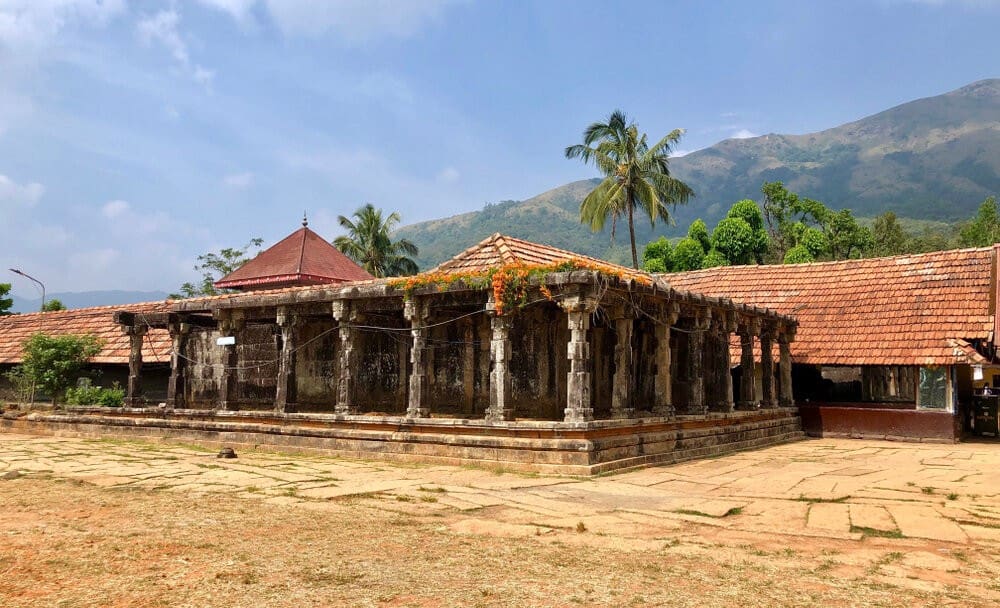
(302, 211), (308, 227)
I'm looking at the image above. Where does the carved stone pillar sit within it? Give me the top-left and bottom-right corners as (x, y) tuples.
(687, 308), (710, 415)
(561, 293), (599, 422)
(275, 307), (298, 414)
(711, 311), (736, 413)
(736, 318), (760, 410)
(463, 316), (476, 414)
(759, 324), (778, 409)
(217, 313), (244, 411)
(653, 303), (679, 417)
(166, 321), (190, 410)
(332, 301), (358, 415)
(124, 325), (147, 407)
(404, 298), (431, 418)
(778, 325), (796, 407)
(486, 305), (513, 421)
(610, 306), (634, 419)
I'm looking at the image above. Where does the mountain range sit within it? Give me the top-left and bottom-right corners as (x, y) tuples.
(398, 79), (1000, 268)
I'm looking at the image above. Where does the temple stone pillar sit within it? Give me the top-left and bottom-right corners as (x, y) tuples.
(217, 313), (244, 411)
(486, 303), (513, 421)
(652, 303), (679, 417)
(124, 325), (147, 407)
(687, 308), (710, 415)
(404, 298), (431, 418)
(710, 311), (736, 413)
(463, 316), (476, 414)
(610, 306), (634, 419)
(736, 318), (759, 410)
(275, 307), (298, 414)
(166, 321), (190, 410)
(561, 292), (599, 422)
(778, 325), (796, 407)
(759, 324), (777, 409)
(332, 301), (358, 415)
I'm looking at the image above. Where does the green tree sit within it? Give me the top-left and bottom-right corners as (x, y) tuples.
(726, 199), (768, 263)
(0, 283), (12, 315)
(800, 227), (829, 258)
(18, 333), (103, 406)
(335, 204), (419, 278)
(870, 212), (908, 256)
(688, 219), (711, 253)
(958, 196), (1000, 247)
(701, 248), (729, 269)
(171, 238), (264, 299)
(672, 237), (706, 271)
(41, 299), (66, 312)
(761, 181), (828, 261)
(783, 245), (815, 264)
(642, 237), (672, 272)
(825, 209), (872, 259)
(711, 217), (756, 265)
(565, 110), (694, 268)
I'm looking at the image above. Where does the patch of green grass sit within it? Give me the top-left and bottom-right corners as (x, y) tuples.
(672, 506), (743, 518)
(419, 495), (438, 503)
(395, 495), (413, 502)
(794, 495), (851, 503)
(921, 486), (935, 495)
(575, 521), (587, 533)
(418, 486), (447, 493)
(851, 525), (904, 539)
(946, 492), (959, 501)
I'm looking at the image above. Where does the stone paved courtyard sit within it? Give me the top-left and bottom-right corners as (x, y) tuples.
(2, 432), (1000, 606)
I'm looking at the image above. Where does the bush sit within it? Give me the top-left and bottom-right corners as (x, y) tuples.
(687, 220), (711, 253)
(711, 217), (755, 265)
(800, 227), (829, 257)
(783, 244), (815, 264)
(642, 236), (672, 271)
(643, 257), (668, 273)
(20, 333), (103, 405)
(2, 367), (33, 403)
(65, 383), (125, 407)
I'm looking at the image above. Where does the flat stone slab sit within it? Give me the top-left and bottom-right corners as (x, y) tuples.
(889, 505), (968, 543)
(807, 503), (851, 532)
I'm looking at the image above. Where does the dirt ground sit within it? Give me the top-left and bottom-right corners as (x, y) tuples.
(2, 434), (999, 607)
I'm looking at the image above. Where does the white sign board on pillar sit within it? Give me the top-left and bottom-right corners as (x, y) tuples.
(216, 336), (236, 346)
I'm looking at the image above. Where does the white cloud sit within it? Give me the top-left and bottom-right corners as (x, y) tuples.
(670, 149), (693, 158)
(261, 0), (462, 43)
(136, 9), (215, 89)
(196, 0), (258, 23)
(223, 171), (254, 188)
(436, 166), (460, 183)
(731, 129), (758, 139)
(0, 0), (125, 52)
(101, 199), (129, 218)
(0, 174), (45, 206)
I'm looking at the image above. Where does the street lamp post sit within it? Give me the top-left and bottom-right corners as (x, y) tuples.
(9, 268), (45, 405)
(9, 268), (45, 311)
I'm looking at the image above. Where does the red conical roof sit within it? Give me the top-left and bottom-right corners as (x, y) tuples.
(214, 225), (373, 290)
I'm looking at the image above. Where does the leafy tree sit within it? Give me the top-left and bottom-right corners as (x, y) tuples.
(0, 283), (12, 316)
(41, 299), (66, 312)
(825, 208), (872, 259)
(701, 248), (729, 269)
(726, 199), (768, 263)
(870, 212), (908, 256)
(711, 217), (756, 265)
(642, 237), (672, 272)
(761, 181), (829, 261)
(565, 110), (694, 268)
(335, 204), (419, 277)
(672, 237), (706, 271)
(18, 333), (103, 406)
(783, 245), (815, 264)
(688, 219), (711, 253)
(800, 227), (829, 258)
(171, 238), (264, 299)
(958, 196), (1000, 247)
(643, 257), (668, 273)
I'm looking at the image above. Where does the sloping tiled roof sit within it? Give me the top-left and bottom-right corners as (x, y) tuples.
(214, 225), (373, 290)
(433, 233), (651, 282)
(667, 247), (997, 366)
(0, 301), (173, 365)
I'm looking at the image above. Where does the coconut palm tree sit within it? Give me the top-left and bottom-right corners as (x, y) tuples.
(334, 204), (419, 277)
(565, 110), (694, 268)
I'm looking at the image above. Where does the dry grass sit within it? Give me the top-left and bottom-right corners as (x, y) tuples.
(2, 476), (998, 607)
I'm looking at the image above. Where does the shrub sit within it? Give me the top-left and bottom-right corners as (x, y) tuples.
(672, 237), (706, 271)
(65, 383), (125, 407)
(643, 257), (668, 273)
(20, 333), (103, 405)
(687, 219), (711, 253)
(783, 245), (815, 264)
(701, 248), (730, 269)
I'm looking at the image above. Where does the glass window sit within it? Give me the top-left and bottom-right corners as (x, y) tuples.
(918, 367), (948, 410)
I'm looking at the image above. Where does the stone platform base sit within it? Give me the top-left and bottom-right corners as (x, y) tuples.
(1, 407), (804, 475)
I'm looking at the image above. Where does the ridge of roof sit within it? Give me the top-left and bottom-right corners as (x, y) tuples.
(0, 300), (172, 320)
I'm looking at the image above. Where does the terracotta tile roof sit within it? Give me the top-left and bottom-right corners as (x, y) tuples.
(214, 226), (373, 290)
(433, 233), (651, 282)
(667, 247), (997, 366)
(0, 301), (173, 365)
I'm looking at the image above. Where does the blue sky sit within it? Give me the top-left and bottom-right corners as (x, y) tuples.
(1, 0), (998, 295)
